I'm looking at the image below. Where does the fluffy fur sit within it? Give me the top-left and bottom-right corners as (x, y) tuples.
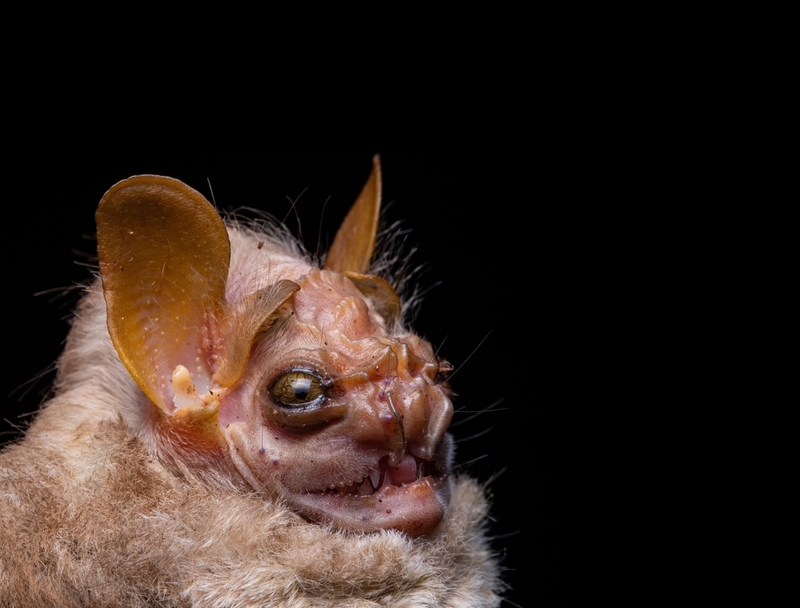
(1, 209), (503, 606)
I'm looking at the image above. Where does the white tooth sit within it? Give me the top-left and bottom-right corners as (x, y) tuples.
(357, 478), (373, 496)
(369, 469), (381, 489)
(384, 469), (393, 487)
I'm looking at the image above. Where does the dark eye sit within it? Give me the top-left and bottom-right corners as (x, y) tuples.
(269, 370), (325, 407)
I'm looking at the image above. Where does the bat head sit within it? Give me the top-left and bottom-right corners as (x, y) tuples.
(95, 157), (454, 536)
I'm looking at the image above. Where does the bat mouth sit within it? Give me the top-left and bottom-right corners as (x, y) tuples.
(321, 453), (440, 497)
(292, 435), (453, 536)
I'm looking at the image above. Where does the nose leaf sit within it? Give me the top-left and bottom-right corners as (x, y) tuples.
(348, 341), (453, 464)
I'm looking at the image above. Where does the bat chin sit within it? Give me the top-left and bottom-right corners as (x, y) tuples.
(291, 436), (453, 536)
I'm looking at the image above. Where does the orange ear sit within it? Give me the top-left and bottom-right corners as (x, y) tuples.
(97, 175), (231, 413)
(98, 176), (301, 416)
(324, 155), (381, 274)
(323, 156), (403, 325)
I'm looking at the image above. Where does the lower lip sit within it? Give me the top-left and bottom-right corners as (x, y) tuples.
(293, 474), (448, 536)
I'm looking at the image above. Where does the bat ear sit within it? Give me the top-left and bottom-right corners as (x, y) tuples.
(98, 176), (300, 417)
(324, 155), (402, 325)
(96, 175), (232, 413)
(324, 155), (382, 274)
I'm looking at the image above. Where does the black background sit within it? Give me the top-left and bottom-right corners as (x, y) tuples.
(4, 148), (566, 607)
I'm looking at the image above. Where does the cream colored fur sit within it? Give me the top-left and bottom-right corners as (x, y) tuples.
(0, 224), (503, 607)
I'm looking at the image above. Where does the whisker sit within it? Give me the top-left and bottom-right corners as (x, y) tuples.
(8, 363), (56, 401)
(282, 190), (307, 244)
(432, 334), (448, 360)
(33, 284), (84, 298)
(484, 466), (508, 487)
(448, 329), (492, 382)
(450, 398), (506, 428)
(315, 195), (332, 259)
(491, 529), (521, 541)
(205, 177), (217, 209)
(455, 426), (494, 443)
(0, 417), (32, 447)
(72, 260), (99, 270)
(452, 408), (510, 414)
(72, 244), (97, 258)
(453, 454), (489, 469)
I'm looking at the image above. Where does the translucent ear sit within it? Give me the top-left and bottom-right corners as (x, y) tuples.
(324, 155), (382, 274)
(96, 175), (231, 412)
(324, 156), (402, 325)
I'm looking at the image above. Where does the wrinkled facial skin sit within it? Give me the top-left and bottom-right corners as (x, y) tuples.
(220, 269), (454, 536)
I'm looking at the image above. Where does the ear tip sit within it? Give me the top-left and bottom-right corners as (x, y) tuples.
(103, 174), (175, 193)
(98, 175), (178, 217)
(101, 174), (198, 199)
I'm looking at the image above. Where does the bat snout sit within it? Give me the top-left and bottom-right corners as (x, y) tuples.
(339, 351), (454, 469)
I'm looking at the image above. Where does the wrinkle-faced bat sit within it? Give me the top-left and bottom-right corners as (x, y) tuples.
(1, 157), (504, 607)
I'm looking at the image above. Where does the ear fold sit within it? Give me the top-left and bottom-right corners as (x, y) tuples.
(211, 279), (299, 387)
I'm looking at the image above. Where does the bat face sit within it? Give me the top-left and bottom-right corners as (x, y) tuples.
(96, 159), (454, 536)
(220, 266), (454, 535)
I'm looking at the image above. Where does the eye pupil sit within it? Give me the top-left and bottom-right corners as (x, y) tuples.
(291, 378), (311, 399)
(270, 370), (324, 407)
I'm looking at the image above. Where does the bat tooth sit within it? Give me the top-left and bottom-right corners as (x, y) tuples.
(369, 469), (381, 490)
(357, 478), (373, 496)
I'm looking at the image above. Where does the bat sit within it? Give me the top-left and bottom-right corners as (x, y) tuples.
(1, 157), (504, 607)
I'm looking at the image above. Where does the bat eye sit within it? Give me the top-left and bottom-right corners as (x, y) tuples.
(269, 370), (325, 407)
